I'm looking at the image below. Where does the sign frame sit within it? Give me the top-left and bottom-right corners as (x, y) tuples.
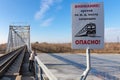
(72, 2), (104, 49)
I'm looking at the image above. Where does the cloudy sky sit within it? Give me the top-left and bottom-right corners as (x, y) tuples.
(0, 0), (120, 43)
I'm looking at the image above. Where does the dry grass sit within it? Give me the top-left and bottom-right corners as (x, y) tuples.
(0, 42), (120, 54)
(92, 43), (120, 53)
(0, 44), (6, 54)
(32, 42), (120, 54)
(32, 42), (72, 53)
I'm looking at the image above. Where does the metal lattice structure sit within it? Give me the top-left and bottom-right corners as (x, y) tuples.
(6, 25), (31, 53)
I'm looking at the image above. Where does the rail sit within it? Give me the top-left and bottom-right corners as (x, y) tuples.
(0, 45), (26, 77)
(35, 56), (58, 80)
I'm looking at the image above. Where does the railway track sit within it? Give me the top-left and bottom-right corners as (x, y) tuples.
(0, 45), (32, 80)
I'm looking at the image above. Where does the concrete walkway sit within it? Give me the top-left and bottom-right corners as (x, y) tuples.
(37, 53), (120, 80)
(19, 52), (35, 80)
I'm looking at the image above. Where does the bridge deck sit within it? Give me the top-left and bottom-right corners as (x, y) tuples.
(0, 47), (35, 80)
(37, 53), (120, 80)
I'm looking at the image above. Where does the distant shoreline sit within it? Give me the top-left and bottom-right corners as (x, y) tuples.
(0, 42), (120, 54)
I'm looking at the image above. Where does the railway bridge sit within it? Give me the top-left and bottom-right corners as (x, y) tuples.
(0, 25), (35, 80)
(0, 25), (120, 80)
(0, 25), (59, 80)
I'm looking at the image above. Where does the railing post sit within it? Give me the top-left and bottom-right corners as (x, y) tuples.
(35, 56), (58, 80)
(40, 67), (43, 80)
(34, 60), (38, 80)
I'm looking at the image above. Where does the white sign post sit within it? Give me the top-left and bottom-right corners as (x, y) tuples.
(72, 2), (104, 80)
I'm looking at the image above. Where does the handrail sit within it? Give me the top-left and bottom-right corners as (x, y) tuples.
(35, 56), (58, 80)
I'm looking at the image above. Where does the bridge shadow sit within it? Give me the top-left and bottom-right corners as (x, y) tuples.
(45, 63), (71, 66)
(48, 54), (119, 80)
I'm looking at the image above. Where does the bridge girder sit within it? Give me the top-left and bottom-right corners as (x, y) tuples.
(6, 25), (31, 53)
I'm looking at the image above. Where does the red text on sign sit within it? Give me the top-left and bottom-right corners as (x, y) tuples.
(75, 4), (100, 8)
(75, 40), (100, 45)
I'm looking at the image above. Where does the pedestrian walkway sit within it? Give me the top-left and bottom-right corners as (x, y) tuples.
(18, 52), (35, 80)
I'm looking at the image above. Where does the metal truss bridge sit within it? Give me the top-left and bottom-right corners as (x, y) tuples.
(6, 25), (31, 53)
(0, 25), (58, 80)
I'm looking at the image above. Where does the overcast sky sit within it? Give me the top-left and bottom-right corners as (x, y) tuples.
(0, 0), (120, 43)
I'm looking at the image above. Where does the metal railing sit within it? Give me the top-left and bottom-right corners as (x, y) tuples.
(35, 56), (58, 80)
